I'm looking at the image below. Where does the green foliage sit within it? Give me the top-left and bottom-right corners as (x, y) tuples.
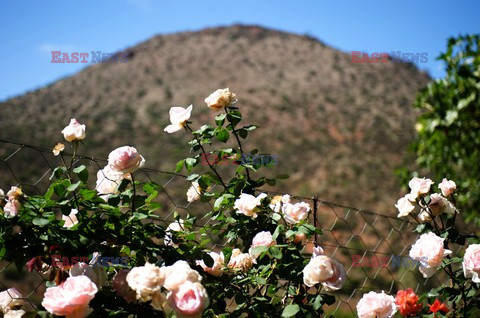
(413, 34), (480, 224)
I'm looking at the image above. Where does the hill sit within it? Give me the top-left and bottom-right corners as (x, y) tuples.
(0, 25), (430, 214)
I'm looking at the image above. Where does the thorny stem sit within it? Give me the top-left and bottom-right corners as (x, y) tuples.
(61, 147), (80, 210)
(185, 124), (228, 189)
(131, 173), (136, 212)
(225, 107), (252, 183)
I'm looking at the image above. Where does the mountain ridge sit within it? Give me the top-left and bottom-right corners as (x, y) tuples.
(0, 24), (430, 213)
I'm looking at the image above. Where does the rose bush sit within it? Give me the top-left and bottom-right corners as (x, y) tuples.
(2, 88), (478, 317)
(0, 89), (344, 317)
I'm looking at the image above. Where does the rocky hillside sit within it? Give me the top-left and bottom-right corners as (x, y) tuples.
(0, 25), (430, 213)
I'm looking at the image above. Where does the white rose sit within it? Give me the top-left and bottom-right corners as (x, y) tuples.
(4, 310), (26, 318)
(187, 182), (202, 203)
(418, 210), (432, 223)
(438, 178), (456, 197)
(126, 263), (165, 302)
(228, 249), (253, 272)
(62, 209), (79, 228)
(162, 261), (202, 291)
(463, 244), (480, 283)
(282, 202), (310, 224)
(234, 193), (267, 218)
(409, 232), (452, 278)
(6, 187), (22, 201)
(357, 291), (397, 318)
(95, 165), (127, 200)
(164, 105), (193, 133)
(408, 177), (433, 198)
(395, 194), (416, 217)
(204, 88), (237, 111)
(428, 193), (456, 216)
(164, 219), (185, 247)
(61, 118), (86, 142)
(0, 288), (23, 313)
(196, 251), (225, 277)
(303, 255), (346, 291)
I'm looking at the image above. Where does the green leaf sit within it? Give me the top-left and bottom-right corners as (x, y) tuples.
(226, 111), (242, 127)
(250, 246), (269, 258)
(73, 165), (88, 182)
(321, 294), (336, 305)
(216, 129), (229, 143)
(238, 129), (248, 139)
(276, 174), (289, 180)
(215, 113), (227, 126)
(281, 304), (300, 317)
(457, 92), (475, 110)
(186, 174), (199, 181)
(33, 218), (50, 226)
(269, 246), (283, 259)
(67, 181), (82, 192)
(202, 253), (214, 267)
(175, 160), (185, 173)
(413, 224), (426, 233)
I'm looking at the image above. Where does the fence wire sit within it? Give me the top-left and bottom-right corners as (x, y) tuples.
(0, 139), (451, 317)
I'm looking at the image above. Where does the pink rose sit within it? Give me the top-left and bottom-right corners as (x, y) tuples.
(409, 232), (452, 278)
(0, 288), (24, 313)
(302, 255), (346, 291)
(112, 270), (136, 303)
(438, 178), (456, 197)
(282, 202), (310, 224)
(408, 177), (433, 198)
(251, 231), (276, 248)
(42, 275), (97, 318)
(234, 193), (267, 218)
(108, 146), (145, 174)
(3, 200), (21, 217)
(167, 281), (209, 318)
(196, 251), (225, 277)
(356, 291), (397, 318)
(463, 244), (480, 283)
(61, 118), (86, 142)
(162, 261), (202, 292)
(204, 88), (237, 111)
(249, 231), (276, 260)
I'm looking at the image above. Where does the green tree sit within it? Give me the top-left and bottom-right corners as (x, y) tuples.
(413, 34), (480, 224)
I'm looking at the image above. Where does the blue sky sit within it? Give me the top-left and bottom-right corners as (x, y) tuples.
(0, 0), (478, 101)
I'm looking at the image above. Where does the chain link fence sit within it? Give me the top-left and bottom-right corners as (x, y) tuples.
(0, 139), (450, 317)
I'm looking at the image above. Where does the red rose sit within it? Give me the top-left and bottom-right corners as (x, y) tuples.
(429, 299), (449, 315)
(395, 288), (422, 316)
